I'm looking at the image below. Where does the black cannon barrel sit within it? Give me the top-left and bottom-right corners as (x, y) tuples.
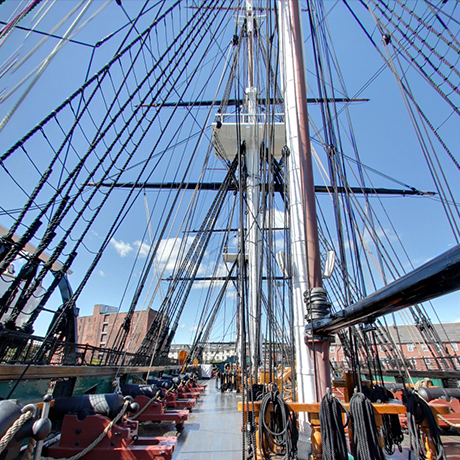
(147, 378), (175, 390)
(50, 393), (125, 420)
(417, 387), (460, 402)
(121, 384), (163, 398)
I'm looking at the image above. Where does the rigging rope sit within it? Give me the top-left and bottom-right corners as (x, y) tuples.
(258, 385), (298, 460)
(319, 390), (348, 460)
(136, 155), (239, 358)
(1, 0), (227, 346)
(406, 391), (446, 460)
(349, 391), (385, 460)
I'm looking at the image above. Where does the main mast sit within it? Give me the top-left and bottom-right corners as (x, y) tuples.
(245, 0), (262, 376)
(279, 0), (331, 409)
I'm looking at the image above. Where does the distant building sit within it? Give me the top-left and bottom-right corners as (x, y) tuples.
(169, 342), (236, 363)
(170, 323), (460, 370)
(329, 322), (460, 371)
(76, 304), (159, 353)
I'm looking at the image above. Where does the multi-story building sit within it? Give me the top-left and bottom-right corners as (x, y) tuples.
(169, 342), (236, 363)
(168, 323), (460, 370)
(329, 322), (460, 371)
(76, 304), (159, 354)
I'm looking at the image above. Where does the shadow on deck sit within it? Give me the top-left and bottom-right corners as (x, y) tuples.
(138, 379), (460, 460)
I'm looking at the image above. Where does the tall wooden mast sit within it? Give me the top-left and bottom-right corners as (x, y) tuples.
(245, 0), (262, 375)
(279, 0), (331, 409)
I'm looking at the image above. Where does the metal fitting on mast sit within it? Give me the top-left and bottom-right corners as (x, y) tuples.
(303, 287), (331, 323)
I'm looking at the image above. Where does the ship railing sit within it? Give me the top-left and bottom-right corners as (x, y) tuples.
(0, 328), (169, 367)
(337, 355), (460, 374)
(217, 112), (285, 124)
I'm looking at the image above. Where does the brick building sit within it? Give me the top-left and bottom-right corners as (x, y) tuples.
(76, 304), (159, 353)
(329, 322), (460, 372)
(169, 342), (236, 363)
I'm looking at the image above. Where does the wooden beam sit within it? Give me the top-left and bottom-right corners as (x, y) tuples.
(0, 364), (181, 381)
(237, 400), (449, 416)
(361, 368), (460, 380)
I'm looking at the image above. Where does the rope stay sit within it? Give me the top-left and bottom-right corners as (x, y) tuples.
(135, 156), (239, 358)
(0, 0), (233, 353)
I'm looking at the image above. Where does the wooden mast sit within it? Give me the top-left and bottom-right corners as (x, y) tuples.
(282, 0), (331, 400)
(288, 0), (322, 289)
(245, 0), (262, 376)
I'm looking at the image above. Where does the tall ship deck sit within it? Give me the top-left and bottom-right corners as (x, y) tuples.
(1, 1), (460, 459)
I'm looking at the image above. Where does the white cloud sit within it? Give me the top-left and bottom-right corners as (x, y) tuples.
(180, 324), (186, 329)
(189, 326), (198, 332)
(155, 236), (195, 273)
(110, 238), (133, 257)
(264, 207), (286, 229)
(191, 279), (226, 290)
(134, 240), (151, 258)
(98, 270), (105, 277)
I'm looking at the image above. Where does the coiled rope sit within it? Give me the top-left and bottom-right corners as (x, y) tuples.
(0, 410), (34, 455)
(363, 385), (403, 455)
(349, 392), (385, 460)
(43, 399), (130, 460)
(406, 391), (446, 460)
(381, 411), (403, 455)
(258, 386), (298, 459)
(319, 391), (349, 460)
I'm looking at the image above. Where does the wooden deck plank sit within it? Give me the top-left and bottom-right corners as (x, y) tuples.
(138, 380), (243, 460)
(173, 382), (243, 460)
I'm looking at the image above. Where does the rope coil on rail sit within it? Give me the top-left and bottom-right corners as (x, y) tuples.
(406, 391), (446, 460)
(319, 390), (349, 460)
(381, 410), (404, 455)
(349, 391), (385, 460)
(258, 385), (298, 460)
(363, 385), (403, 455)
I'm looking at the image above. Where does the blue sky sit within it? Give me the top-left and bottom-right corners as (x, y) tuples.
(0, 1), (459, 347)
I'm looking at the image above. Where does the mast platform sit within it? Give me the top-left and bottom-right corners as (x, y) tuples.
(212, 119), (285, 160)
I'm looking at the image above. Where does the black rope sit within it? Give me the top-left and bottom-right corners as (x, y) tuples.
(0, 3), (188, 277)
(382, 411), (404, 455)
(258, 385), (298, 460)
(349, 391), (385, 460)
(136, 156), (239, 357)
(364, 385), (404, 455)
(319, 391), (349, 460)
(44, 0), (225, 342)
(406, 391), (446, 460)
